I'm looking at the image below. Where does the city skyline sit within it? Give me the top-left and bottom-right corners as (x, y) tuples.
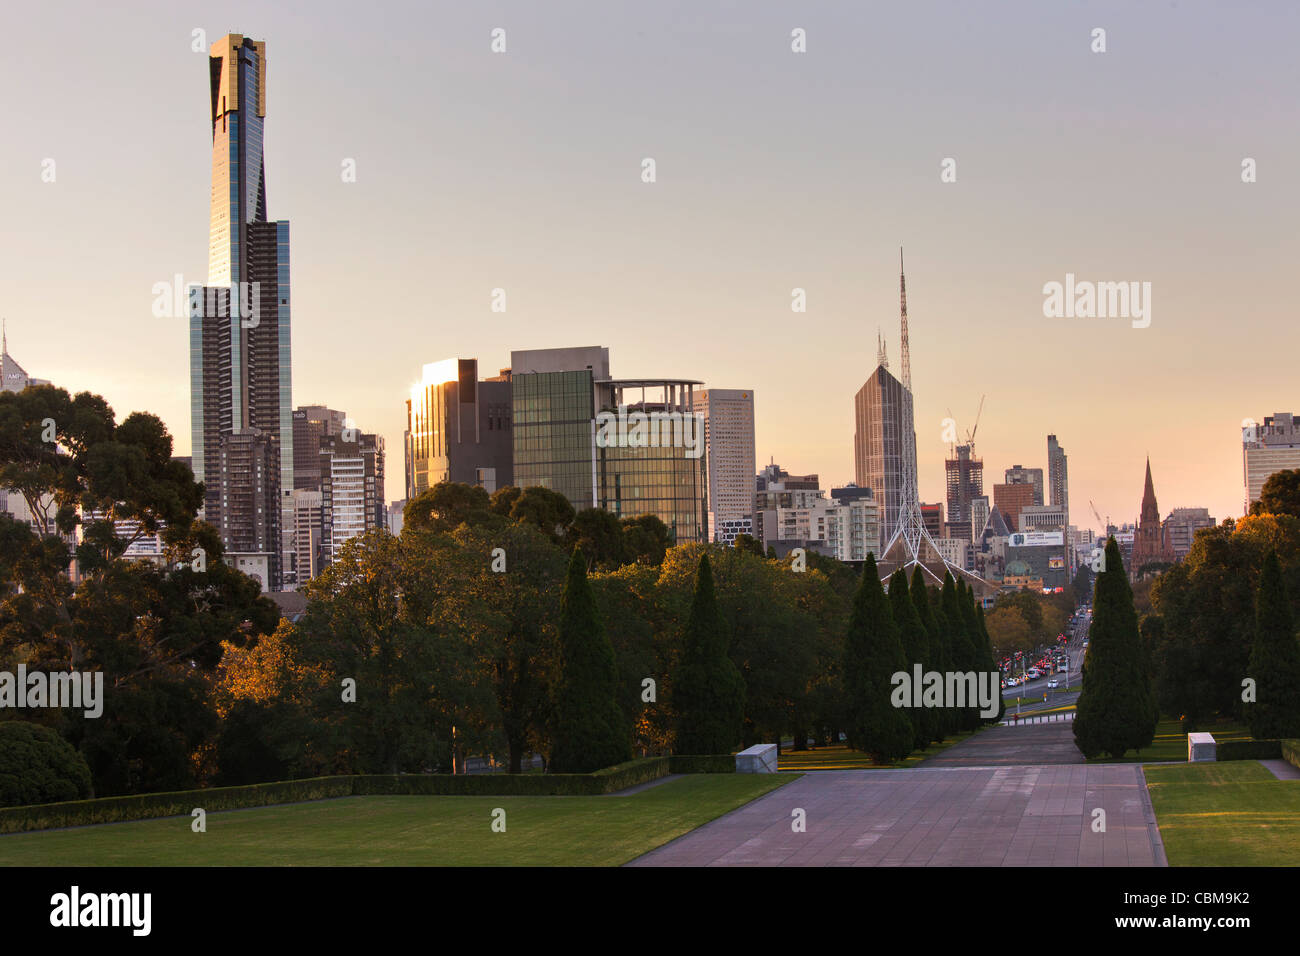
(5, 2), (1297, 528)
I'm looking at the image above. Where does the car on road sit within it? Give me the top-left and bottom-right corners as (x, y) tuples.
(1047, 679), (1059, 688)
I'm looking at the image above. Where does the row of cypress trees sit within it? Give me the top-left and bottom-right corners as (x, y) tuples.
(844, 555), (1002, 764)
(550, 549), (745, 771)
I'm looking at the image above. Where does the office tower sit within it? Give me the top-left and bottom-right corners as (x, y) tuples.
(1243, 413), (1300, 514)
(1003, 464), (1044, 505)
(1163, 507), (1214, 560)
(993, 482), (1037, 533)
(1017, 503), (1067, 532)
(969, 495), (990, 544)
(854, 362), (908, 538)
(1047, 435), (1068, 511)
(291, 490), (323, 583)
(386, 500), (406, 536)
(319, 432), (385, 567)
(1, 322), (50, 393)
(1130, 458), (1174, 580)
(920, 502), (944, 539)
(191, 34), (294, 589)
(510, 346), (707, 543)
(293, 406), (347, 491)
(405, 358), (513, 500)
(217, 430), (280, 589)
(693, 388), (756, 544)
(944, 443), (983, 540)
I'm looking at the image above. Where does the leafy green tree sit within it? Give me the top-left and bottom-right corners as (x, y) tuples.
(621, 514), (672, 565)
(566, 508), (626, 570)
(1246, 550), (1300, 738)
(1253, 469), (1300, 519)
(403, 482), (498, 534)
(843, 555), (912, 763)
(0, 721), (93, 807)
(673, 554), (746, 755)
(942, 573), (980, 730)
(549, 548), (631, 772)
(508, 486), (576, 543)
(888, 570), (932, 750)
(732, 534), (765, 558)
(1074, 538), (1157, 758)
(977, 604), (1004, 722)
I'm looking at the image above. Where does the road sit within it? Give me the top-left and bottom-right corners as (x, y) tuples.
(1002, 604), (1090, 710)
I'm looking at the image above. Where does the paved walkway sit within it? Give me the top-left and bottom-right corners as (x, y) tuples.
(1261, 759), (1300, 781)
(629, 724), (1164, 867)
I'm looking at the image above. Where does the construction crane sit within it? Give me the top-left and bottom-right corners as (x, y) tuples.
(945, 395), (986, 457)
(1089, 499), (1109, 536)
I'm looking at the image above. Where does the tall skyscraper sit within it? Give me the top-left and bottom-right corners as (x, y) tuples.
(293, 406), (347, 491)
(1243, 412), (1300, 514)
(191, 34), (293, 590)
(1047, 435), (1069, 512)
(993, 481), (1036, 533)
(693, 388), (756, 544)
(320, 431), (385, 568)
(854, 361), (908, 537)
(944, 443), (983, 539)
(405, 358), (513, 499)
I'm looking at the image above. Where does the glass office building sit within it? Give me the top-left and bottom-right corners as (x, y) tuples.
(190, 34), (294, 589)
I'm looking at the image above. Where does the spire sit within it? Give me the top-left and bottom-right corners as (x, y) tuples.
(2, 317), (6, 358)
(899, 246), (911, 391)
(876, 329), (888, 369)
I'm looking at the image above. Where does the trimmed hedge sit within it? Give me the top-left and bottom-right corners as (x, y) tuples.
(0, 775), (354, 834)
(1216, 739), (1283, 761)
(0, 758), (675, 833)
(669, 754), (735, 774)
(1282, 739), (1300, 771)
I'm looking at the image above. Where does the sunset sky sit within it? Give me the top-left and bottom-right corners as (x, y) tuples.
(4, 0), (1296, 528)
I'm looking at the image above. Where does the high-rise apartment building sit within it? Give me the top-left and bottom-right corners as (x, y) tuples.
(291, 489), (323, 583)
(1163, 507), (1214, 560)
(191, 34), (294, 589)
(319, 432), (385, 567)
(944, 444), (983, 541)
(1003, 465), (1044, 506)
(993, 482), (1037, 533)
(854, 364), (908, 537)
(293, 406), (347, 491)
(510, 347), (707, 543)
(1243, 412), (1300, 513)
(1047, 435), (1069, 512)
(217, 429), (280, 589)
(405, 358), (513, 500)
(693, 388), (756, 544)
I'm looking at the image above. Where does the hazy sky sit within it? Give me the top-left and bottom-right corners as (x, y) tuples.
(4, 0), (1297, 528)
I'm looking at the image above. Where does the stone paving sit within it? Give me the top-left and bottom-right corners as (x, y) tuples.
(629, 723), (1164, 867)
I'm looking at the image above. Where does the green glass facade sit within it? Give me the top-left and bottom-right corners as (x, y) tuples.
(512, 370), (597, 509)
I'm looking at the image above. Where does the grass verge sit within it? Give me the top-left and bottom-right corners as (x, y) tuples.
(0, 773), (796, 867)
(1145, 760), (1300, 866)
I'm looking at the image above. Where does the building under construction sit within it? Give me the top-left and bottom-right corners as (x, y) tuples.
(944, 444), (984, 540)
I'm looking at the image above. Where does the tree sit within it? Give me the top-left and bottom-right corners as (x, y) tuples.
(912, 567), (951, 742)
(942, 574), (980, 730)
(403, 482), (498, 534)
(549, 548), (631, 772)
(1253, 469), (1300, 519)
(977, 604), (1005, 722)
(986, 605), (1033, 656)
(1074, 538), (1157, 758)
(888, 570), (932, 751)
(0, 721), (93, 807)
(732, 534), (765, 558)
(842, 555), (912, 763)
(566, 508), (626, 570)
(673, 554), (746, 755)
(508, 487), (576, 543)
(621, 514), (672, 566)
(1246, 550), (1300, 738)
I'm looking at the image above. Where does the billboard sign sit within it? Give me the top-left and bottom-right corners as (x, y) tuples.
(1008, 531), (1064, 547)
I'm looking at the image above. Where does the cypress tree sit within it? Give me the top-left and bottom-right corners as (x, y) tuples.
(977, 604), (1005, 722)
(550, 548), (632, 772)
(1073, 538), (1157, 758)
(673, 553), (746, 755)
(912, 567), (951, 742)
(942, 573), (980, 730)
(889, 569), (933, 751)
(1246, 550), (1300, 738)
(844, 555), (913, 763)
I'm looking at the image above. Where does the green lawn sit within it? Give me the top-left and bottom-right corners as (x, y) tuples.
(1145, 761), (1300, 866)
(1089, 717), (1251, 763)
(776, 727), (988, 771)
(0, 774), (796, 867)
